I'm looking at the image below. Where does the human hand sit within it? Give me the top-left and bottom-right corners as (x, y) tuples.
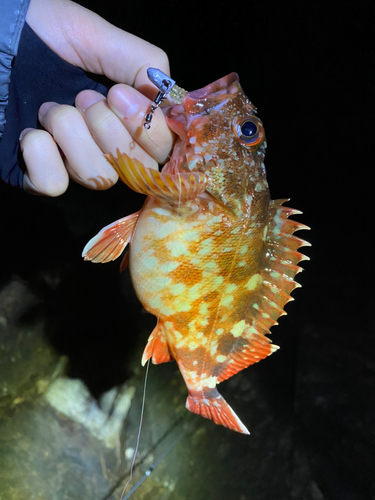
(20, 0), (174, 195)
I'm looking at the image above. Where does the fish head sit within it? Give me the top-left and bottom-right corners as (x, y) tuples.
(165, 73), (269, 216)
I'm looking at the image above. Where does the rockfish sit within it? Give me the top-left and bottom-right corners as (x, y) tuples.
(83, 73), (309, 434)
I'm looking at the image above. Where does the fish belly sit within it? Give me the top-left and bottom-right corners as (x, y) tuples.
(129, 199), (202, 318)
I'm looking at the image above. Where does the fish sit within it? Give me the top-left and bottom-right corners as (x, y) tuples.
(82, 72), (310, 434)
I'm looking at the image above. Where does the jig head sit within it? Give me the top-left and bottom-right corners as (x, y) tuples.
(144, 68), (187, 129)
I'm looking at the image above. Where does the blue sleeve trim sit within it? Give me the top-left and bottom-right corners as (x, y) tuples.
(0, 0), (31, 138)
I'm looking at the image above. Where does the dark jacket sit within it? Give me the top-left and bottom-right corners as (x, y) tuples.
(0, 1), (107, 188)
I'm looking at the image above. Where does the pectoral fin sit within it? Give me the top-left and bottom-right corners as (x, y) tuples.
(82, 211), (140, 264)
(105, 150), (207, 206)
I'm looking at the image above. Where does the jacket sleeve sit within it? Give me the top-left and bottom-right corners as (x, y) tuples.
(0, 21), (108, 188)
(0, 0), (31, 139)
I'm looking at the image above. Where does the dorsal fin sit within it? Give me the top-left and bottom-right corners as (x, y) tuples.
(215, 199), (310, 383)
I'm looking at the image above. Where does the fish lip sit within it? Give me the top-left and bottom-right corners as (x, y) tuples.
(165, 73), (240, 140)
(165, 105), (188, 140)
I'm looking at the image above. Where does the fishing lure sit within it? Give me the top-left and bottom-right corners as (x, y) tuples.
(143, 68), (186, 128)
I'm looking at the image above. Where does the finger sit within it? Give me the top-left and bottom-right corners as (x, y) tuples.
(107, 84), (175, 164)
(39, 102), (118, 190)
(75, 89), (159, 170)
(20, 128), (69, 196)
(26, 0), (170, 92)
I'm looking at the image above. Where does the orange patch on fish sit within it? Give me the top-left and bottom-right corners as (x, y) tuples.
(83, 73), (310, 434)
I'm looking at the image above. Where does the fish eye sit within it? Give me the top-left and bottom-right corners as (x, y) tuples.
(241, 120), (257, 137)
(233, 116), (265, 149)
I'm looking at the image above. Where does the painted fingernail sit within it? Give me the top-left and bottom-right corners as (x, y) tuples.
(75, 90), (106, 112)
(109, 86), (142, 120)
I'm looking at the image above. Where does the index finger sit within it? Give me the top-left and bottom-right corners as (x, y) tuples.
(27, 0), (170, 95)
(92, 26), (171, 99)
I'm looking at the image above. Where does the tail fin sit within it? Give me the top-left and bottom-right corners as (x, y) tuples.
(186, 390), (249, 434)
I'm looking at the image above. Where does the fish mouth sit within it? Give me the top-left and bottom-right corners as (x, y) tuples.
(165, 72), (240, 141)
(165, 104), (188, 140)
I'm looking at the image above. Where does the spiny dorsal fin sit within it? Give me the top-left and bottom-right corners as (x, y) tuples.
(215, 199), (310, 383)
(244, 199), (310, 333)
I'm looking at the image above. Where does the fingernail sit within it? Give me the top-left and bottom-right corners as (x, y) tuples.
(19, 128), (33, 141)
(109, 86), (142, 120)
(38, 102), (58, 121)
(75, 90), (106, 112)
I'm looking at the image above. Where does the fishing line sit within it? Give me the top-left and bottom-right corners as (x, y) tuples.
(121, 428), (186, 500)
(144, 126), (172, 166)
(119, 94), (184, 499)
(120, 68), (186, 500)
(119, 358), (150, 500)
(118, 127), (162, 498)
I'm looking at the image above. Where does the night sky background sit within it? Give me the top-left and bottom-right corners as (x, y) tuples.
(0, 1), (374, 499)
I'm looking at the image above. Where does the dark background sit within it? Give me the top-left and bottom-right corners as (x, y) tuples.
(1, 1), (373, 499)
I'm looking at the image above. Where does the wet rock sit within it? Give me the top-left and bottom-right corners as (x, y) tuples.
(0, 276), (138, 499)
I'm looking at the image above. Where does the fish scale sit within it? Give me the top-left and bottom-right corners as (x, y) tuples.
(83, 72), (310, 434)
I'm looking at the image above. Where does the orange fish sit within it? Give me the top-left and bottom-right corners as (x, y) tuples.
(83, 73), (309, 434)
